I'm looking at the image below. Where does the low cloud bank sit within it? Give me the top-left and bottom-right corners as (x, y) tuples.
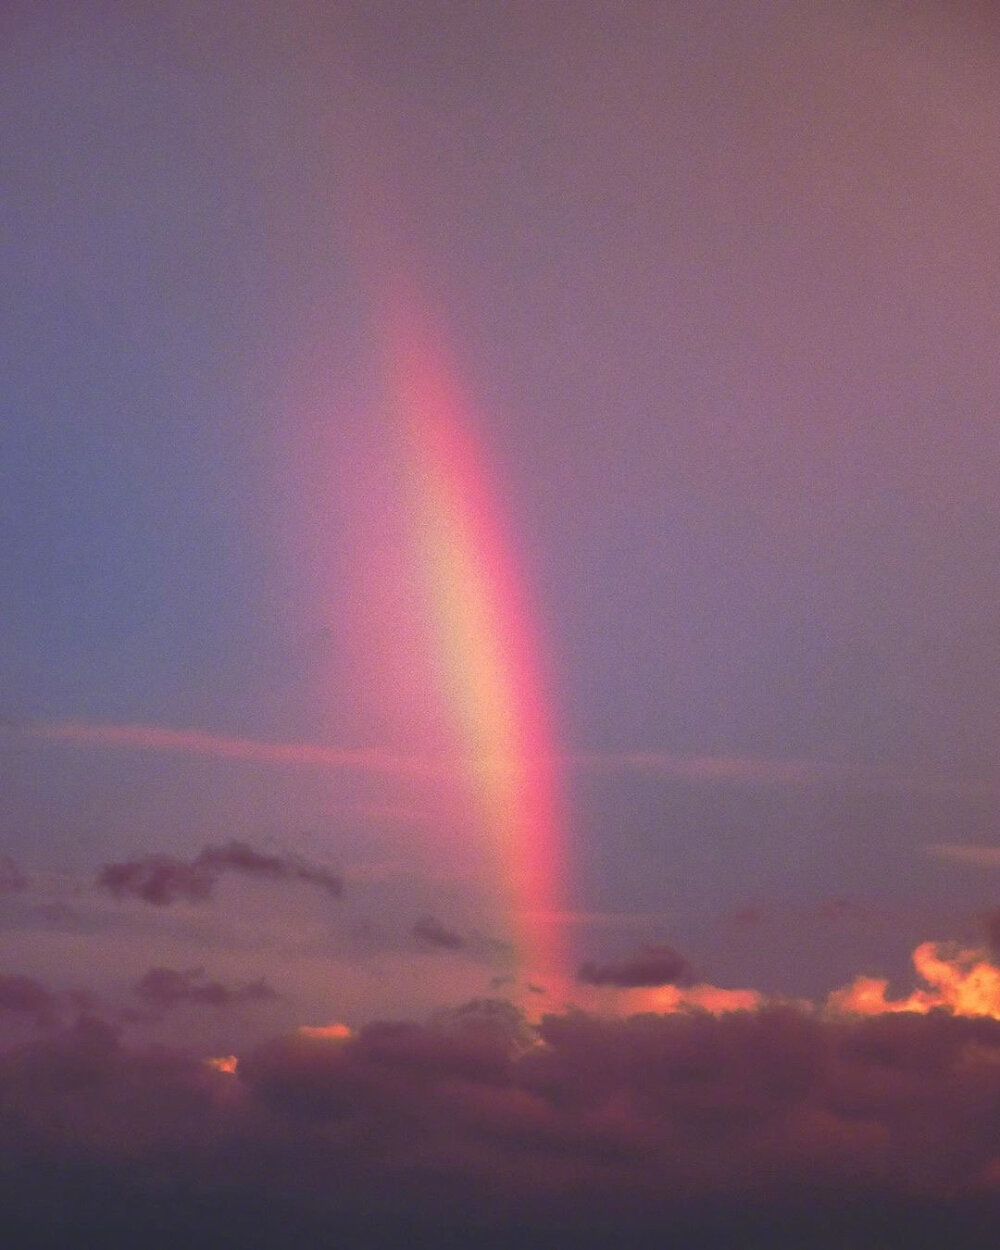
(1, 996), (999, 1247)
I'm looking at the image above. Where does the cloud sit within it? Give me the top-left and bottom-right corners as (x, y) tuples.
(26, 719), (434, 776)
(827, 941), (1000, 1019)
(205, 1053), (239, 1074)
(297, 1021), (352, 1041)
(927, 843), (1000, 868)
(570, 751), (825, 786)
(412, 915), (465, 949)
(568, 754), (1000, 798)
(134, 967), (277, 1010)
(196, 840), (343, 898)
(97, 841), (342, 905)
(23, 721), (1000, 802)
(578, 944), (694, 988)
(1, 1001), (1000, 1246)
(97, 854), (215, 905)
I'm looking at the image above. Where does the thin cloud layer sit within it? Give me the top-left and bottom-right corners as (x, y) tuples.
(927, 844), (1000, 869)
(27, 719), (431, 776)
(97, 841), (342, 905)
(26, 720), (998, 800)
(1, 1001), (999, 1247)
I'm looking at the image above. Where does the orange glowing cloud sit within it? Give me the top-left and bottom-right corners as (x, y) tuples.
(828, 941), (1000, 1020)
(205, 1054), (239, 1075)
(582, 938), (1000, 1023)
(297, 1021), (353, 1041)
(634, 982), (765, 1016)
(586, 980), (764, 1018)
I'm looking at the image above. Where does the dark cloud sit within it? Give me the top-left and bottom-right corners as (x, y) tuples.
(0, 855), (27, 893)
(0, 974), (56, 1026)
(196, 839), (343, 898)
(133, 966), (277, 1010)
(97, 841), (342, 905)
(1, 1002), (1000, 1246)
(413, 915), (465, 949)
(490, 976), (546, 997)
(578, 943), (694, 988)
(97, 854), (215, 905)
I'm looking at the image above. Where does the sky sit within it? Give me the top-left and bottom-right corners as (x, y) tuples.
(2, 2), (1000, 1244)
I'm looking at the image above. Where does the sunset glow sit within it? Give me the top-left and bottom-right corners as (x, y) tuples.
(623, 981), (765, 1016)
(7, 2), (1000, 1243)
(829, 941), (1000, 1020)
(205, 1054), (239, 1075)
(297, 1021), (353, 1040)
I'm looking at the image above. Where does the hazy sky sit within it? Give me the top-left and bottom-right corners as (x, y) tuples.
(4, 0), (1000, 1029)
(4, 4), (1000, 1244)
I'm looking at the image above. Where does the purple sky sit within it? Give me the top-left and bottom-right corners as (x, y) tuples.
(3, 4), (1000, 1244)
(3, 0), (1000, 1041)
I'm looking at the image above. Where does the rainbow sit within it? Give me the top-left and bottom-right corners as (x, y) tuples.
(378, 285), (568, 994)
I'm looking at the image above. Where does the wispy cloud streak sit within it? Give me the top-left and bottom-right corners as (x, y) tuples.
(926, 844), (1000, 868)
(567, 751), (823, 785)
(16, 721), (1000, 798)
(25, 720), (437, 776)
(569, 751), (1000, 797)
